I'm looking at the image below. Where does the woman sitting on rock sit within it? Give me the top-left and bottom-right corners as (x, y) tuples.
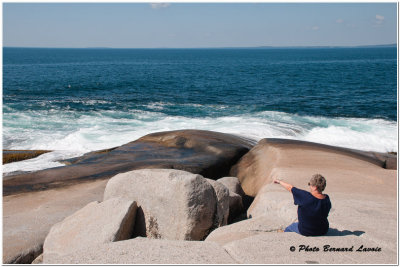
(273, 174), (331, 236)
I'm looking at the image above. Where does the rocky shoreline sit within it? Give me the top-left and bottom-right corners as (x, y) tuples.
(2, 129), (398, 264)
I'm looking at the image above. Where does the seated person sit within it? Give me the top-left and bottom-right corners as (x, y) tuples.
(274, 174), (331, 236)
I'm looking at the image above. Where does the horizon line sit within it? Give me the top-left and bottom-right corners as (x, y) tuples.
(3, 43), (397, 49)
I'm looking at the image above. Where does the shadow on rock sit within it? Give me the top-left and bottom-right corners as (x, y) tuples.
(4, 130), (255, 196)
(326, 228), (365, 236)
(133, 207), (147, 238)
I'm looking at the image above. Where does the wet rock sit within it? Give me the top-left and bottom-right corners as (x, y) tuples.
(4, 130), (255, 196)
(384, 156), (397, 170)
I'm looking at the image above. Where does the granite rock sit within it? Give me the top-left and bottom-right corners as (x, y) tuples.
(216, 176), (245, 197)
(43, 237), (237, 264)
(103, 169), (217, 240)
(4, 130), (255, 195)
(43, 198), (137, 260)
(223, 232), (396, 264)
(216, 177), (245, 221)
(205, 215), (287, 246)
(206, 179), (230, 227)
(3, 179), (107, 264)
(230, 138), (392, 196)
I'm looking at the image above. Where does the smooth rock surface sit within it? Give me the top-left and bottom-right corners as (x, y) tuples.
(43, 237), (237, 264)
(247, 184), (297, 223)
(4, 135), (397, 265)
(237, 138), (397, 264)
(230, 138), (396, 196)
(3, 130), (253, 263)
(103, 169), (217, 240)
(3, 179), (107, 264)
(206, 178), (230, 227)
(205, 216), (287, 245)
(223, 232), (396, 264)
(4, 130), (254, 195)
(43, 198), (137, 260)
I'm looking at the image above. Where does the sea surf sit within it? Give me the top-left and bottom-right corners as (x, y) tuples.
(3, 47), (397, 175)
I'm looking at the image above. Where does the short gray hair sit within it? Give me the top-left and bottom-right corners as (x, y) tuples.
(309, 174), (326, 192)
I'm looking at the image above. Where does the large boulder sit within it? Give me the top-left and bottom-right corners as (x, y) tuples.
(103, 169), (217, 241)
(43, 237), (237, 264)
(216, 177), (245, 221)
(5, 133), (396, 265)
(43, 198), (137, 260)
(216, 176), (245, 197)
(128, 129), (255, 179)
(4, 130), (255, 196)
(234, 137), (397, 263)
(247, 184), (297, 223)
(230, 138), (393, 197)
(206, 179), (230, 227)
(3, 130), (253, 263)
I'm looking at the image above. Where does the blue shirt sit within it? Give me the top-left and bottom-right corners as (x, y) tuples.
(291, 187), (331, 236)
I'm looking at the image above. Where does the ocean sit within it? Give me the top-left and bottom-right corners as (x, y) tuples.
(2, 47), (397, 174)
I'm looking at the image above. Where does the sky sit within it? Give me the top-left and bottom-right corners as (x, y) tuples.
(2, 2), (398, 48)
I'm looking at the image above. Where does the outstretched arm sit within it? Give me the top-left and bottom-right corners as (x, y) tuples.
(273, 179), (293, 192)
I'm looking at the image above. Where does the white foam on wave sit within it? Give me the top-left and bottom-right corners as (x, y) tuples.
(2, 107), (397, 175)
(300, 118), (397, 152)
(2, 150), (82, 175)
(143, 102), (230, 112)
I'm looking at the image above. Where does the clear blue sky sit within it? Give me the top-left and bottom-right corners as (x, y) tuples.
(3, 3), (398, 48)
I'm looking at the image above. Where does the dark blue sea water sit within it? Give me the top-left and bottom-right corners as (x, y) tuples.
(2, 47), (397, 173)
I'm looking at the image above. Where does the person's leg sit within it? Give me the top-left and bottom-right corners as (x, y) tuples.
(284, 222), (301, 234)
